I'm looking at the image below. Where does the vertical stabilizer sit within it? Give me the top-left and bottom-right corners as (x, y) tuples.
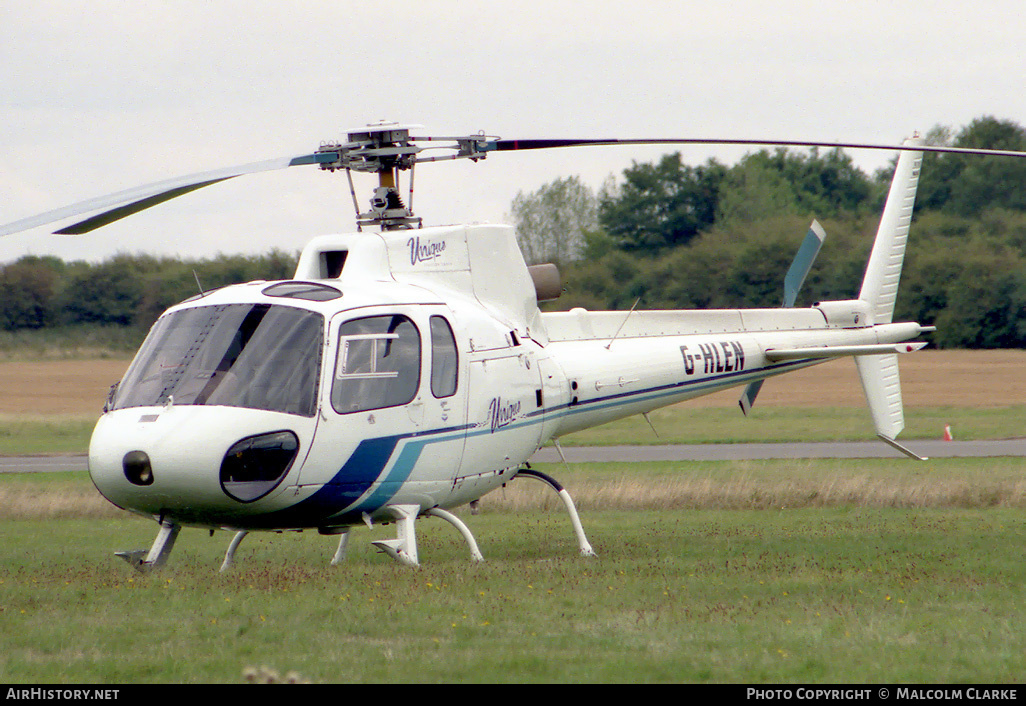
(855, 353), (903, 437)
(856, 351), (926, 459)
(859, 136), (924, 324)
(855, 137), (926, 459)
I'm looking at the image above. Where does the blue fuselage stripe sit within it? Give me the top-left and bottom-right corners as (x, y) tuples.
(263, 357), (817, 526)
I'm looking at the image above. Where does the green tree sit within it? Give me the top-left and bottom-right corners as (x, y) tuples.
(511, 176), (598, 266)
(914, 116), (1026, 216)
(934, 262), (1026, 348)
(727, 147), (874, 219)
(898, 211), (1026, 347)
(0, 256), (62, 330)
(715, 160), (799, 225)
(598, 153), (727, 252)
(131, 250), (299, 328)
(58, 257), (144, 327)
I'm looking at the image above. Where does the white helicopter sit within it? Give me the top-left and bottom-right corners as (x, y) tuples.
(2, 123), (1020, 570)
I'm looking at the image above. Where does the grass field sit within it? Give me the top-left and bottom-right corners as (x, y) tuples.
(1, 459), (1025, 683)
(0, 349), (1023, 683)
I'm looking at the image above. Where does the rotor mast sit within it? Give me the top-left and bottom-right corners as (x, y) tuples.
(316, 123), (424, 231)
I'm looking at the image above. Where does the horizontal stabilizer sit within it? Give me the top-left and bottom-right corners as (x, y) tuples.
(764, 342), (926, 362)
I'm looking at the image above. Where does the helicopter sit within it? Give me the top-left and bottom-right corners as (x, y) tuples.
(2, 122), (1021, 570)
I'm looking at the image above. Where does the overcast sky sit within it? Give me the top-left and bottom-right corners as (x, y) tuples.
(3, 1), (1026, 263)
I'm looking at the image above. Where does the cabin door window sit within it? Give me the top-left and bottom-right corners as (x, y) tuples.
(429, 315), (458, 398)
(331, 314), (421, 414)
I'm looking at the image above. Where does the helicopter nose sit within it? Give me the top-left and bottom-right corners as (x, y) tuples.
(89, 408), (309, 524)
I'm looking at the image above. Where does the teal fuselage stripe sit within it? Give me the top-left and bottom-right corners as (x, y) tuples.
(348, 438), (426, 514)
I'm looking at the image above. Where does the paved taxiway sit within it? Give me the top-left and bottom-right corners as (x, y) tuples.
(3, 439), (1025, 474)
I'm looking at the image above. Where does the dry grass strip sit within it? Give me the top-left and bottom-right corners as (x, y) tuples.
(0, 483), (124, 520)
(480, 472), (1026, 512)
(5, 461), (1025, 521)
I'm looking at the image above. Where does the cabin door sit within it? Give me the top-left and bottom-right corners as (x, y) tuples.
(297, 306), (467, 512)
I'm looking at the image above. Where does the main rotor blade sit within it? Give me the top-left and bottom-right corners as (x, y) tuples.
(487, 137), (1026, 160)
(0, 152), (334, 237)
(9, 131), (1026, 239)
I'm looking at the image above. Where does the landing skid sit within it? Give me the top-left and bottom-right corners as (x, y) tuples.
(370, 504), (421, 566)
(219, 530), (249, 572)
(368, 504), (485, 567)
(218, 526), (352, 572)
(512, 467), (596, 557)
(362, 468), (598, 567)
(426, 507), (484, 562)
(115, 519), (180, 572)
(118, 469), (594, 571)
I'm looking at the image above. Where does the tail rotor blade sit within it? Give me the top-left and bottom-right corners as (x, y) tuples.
(739, 379), (763, 416)
(783, 220), (826, 308)
(740, 219), (825, 415)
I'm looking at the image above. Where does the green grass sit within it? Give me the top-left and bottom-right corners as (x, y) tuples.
(0, 325), (144, 361)
(1, 461), (1025, 683)
(0, 414), (99, 455)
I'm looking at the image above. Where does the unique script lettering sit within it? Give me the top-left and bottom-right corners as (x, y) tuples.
(488, 396), (521, 433)
(407, 236), (446, 265)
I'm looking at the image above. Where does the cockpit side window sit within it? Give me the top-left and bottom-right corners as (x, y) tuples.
(331, 314), (421, 414)
(429, 316), (458, 398)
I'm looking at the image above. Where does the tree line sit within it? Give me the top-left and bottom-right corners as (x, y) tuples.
(511, 116), (1026, 348)
(2, 116), (1024, 349)
(0, 251), (297, 333)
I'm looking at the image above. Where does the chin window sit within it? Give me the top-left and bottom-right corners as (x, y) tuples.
(220, 431), (299, 502)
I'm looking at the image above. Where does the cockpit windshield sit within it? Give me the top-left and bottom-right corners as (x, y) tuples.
(113, 304), (323, 417)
